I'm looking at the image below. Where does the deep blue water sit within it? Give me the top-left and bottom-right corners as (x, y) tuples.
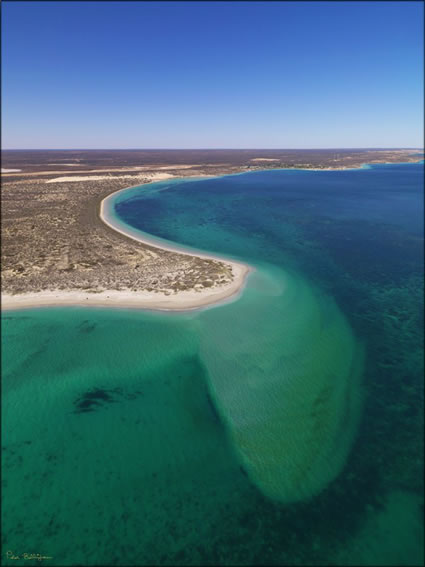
(116, 163), (424, 297)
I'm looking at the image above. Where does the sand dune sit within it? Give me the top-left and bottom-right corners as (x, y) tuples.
(45, 173), (175, 183)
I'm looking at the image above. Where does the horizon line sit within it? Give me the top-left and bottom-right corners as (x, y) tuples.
(2, 147), (424, 152)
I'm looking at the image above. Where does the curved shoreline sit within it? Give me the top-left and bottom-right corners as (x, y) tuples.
(2, 178), (251, 313)
(2, 160), (422, 313)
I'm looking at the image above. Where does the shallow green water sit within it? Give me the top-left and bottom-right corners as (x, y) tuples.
(3, 308), (254, 565)
(2, 164), (423, 565)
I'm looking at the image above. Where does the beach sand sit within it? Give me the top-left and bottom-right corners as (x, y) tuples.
(45, 172), (175, 183)
(1, 264), (248, 312)
(2, 184), (250, 312)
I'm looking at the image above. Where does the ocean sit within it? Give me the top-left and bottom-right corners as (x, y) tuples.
(2, 163), (424, 565)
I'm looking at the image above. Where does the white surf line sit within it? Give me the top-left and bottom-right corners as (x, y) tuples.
(99, 181), (252, 305)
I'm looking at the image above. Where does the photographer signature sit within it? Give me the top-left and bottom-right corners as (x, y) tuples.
(6, 551), (52, 562)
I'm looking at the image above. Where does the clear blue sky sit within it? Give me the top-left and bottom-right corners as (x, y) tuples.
(2, 1), (423, 149)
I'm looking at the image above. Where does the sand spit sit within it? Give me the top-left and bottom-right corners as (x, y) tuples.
(2, 182), (250, 312)
(1, 267), (248, 311)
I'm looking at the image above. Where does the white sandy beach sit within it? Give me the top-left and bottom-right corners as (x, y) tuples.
(1, 268), (248, 311)
(2, 183), (250, 312)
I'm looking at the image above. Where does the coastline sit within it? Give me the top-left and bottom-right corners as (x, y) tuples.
(2, 159), (422, 313)
(1, 266), (249, 311)
(2, 178), (251, 313)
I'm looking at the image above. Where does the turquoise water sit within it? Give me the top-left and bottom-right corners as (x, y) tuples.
(2, 163), (424, 565)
